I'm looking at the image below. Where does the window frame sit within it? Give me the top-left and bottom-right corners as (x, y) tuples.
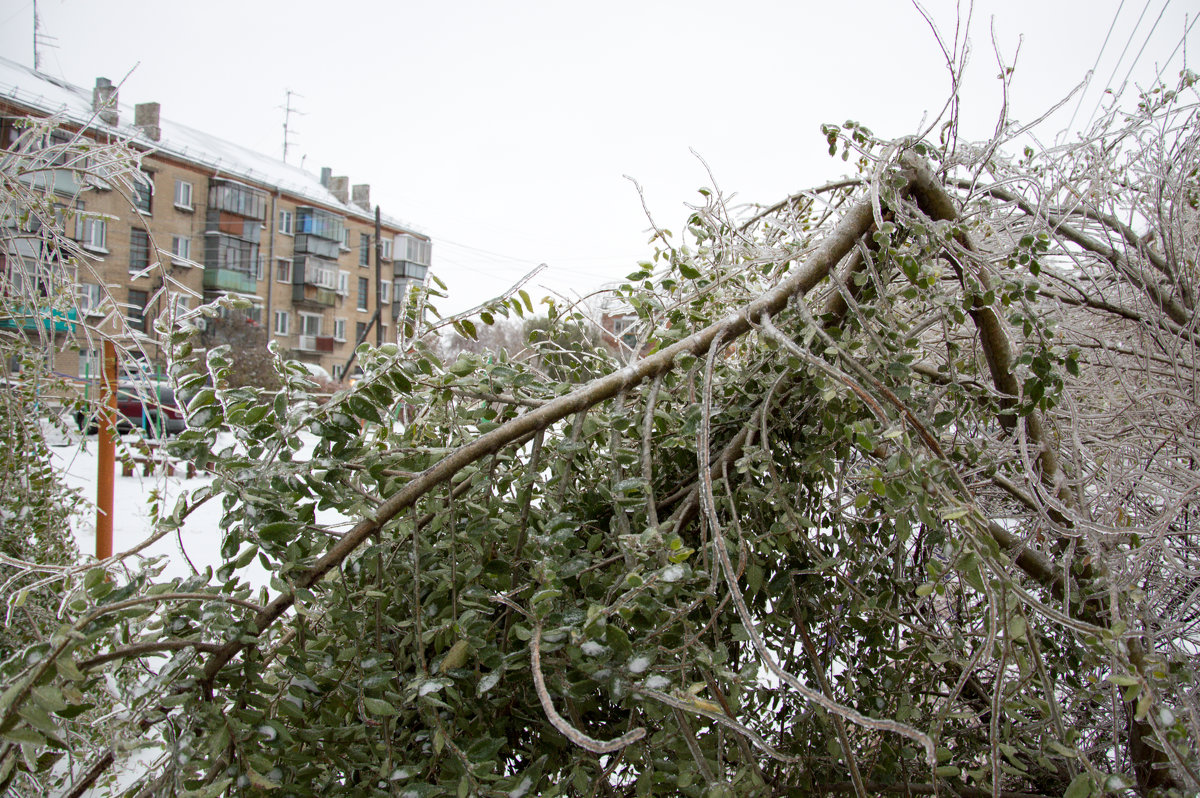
(81, 217), (107, 253)
(356, 276), (369, 311)
(173, 179), (194, 211)
(278, 209), (294, 236)
(276, 257), (293, 284)
(79, 348), (102, 379)
(171, 234), (192, 264)
(132, 170), (154, 215)
(126, 288), (148, 330)
(298, 311), (323, 337)
(333, 317), (347, 342)
(78, 282), (104, 316)
(129, 228), (151, 273)
(359, 233), (370, 267)
(273, 310), (290, 336)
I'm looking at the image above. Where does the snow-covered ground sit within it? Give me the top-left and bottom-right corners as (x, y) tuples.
(47, 424), (267, 588)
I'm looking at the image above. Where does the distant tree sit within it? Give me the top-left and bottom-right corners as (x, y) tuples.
(3, 54), (1200, 798)
(522, 312), (608, 381)
(199, 310), (282, 391)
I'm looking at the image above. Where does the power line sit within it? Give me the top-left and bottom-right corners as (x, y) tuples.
(1083, 0), (1157, 132)
(1064, 0), (1128, 135)
(1115, 0), (1174, 93)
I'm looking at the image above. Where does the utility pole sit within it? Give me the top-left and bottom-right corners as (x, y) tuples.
(375, 206), (383, 347)
(95, 341), (117, 560)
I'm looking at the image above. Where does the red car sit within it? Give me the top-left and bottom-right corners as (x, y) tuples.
(77, 381), (186, 436)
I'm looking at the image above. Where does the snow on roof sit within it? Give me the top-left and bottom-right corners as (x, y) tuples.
(0, 55), (426, 237)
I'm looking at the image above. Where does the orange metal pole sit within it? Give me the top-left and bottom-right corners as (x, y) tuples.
(95, 340), (116, 559)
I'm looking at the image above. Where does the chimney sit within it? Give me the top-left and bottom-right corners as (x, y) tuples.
(320, 167), (332, 187)
(329, 175), (349, 204)
(134, 102), (161, 141)
(93, 77), (118, 126)
(351, 184), (370, 211)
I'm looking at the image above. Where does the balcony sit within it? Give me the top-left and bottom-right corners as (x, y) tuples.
(208, 179), (267, 220)
(205, 232), (261, 276)
(203, 267), (257, 294)
(294, 233), (340, 259)
(393, 260), (429, 281)
(293, 282), (338, 308)
(207, 210), (263, 242)
(295, 207), (345, 243)
(0, 305), (77, 333)
(296, 335), (335, 353)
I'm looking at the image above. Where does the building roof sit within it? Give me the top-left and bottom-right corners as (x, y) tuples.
(0, 55), (424, 236)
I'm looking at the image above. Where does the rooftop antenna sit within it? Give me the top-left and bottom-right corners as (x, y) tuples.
(32, 0), (39, 70)
(281, 89), (306, 163)
(32, 0), (58, 71)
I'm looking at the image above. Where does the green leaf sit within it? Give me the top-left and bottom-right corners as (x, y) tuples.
(246, 766), (279, 790)
(363, 697), (397, 717)
(1063, 773), (1093, 798)
(1, 727), (46, 746)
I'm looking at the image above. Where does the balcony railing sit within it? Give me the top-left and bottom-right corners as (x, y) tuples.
(292, 283), (338, 307)
(296, 335), (335, 353)
(0, 305), (77, 333)
(293, 233), (340, 259)
(203, 268), (258, 294)
(208, 179), (267, 220)
(393, 260), (429, 281)
(295, 207), (345, 243)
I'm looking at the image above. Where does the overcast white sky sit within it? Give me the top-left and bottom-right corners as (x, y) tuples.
(2, 0), (1196, 313)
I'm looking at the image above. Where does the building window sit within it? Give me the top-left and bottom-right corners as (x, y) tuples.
(79, 282), (104, 316)
(276, 257), (292, 283)
(338, 270), (349, 296)
(332, 364), (344, 381)
(81, 217), (107, 252)
(355, 321), (367, 343)
(173, 179), (193, 210)
(78, 348), (101, 380)
(381, 237), (392, 260)
(171, 235), (191, 264)
(133, 171), (153, 214)
(256, 257), (265, 281)
(333, 317), (347, 341)
(127, 288), (148, 330)
(341, 227), (350, 251)
(279, 209), (294, 235)
(273, 310), (290, 336)
(299, 312), (322, 337)
(359, 233), (370, 266)
(357, 276), (369, 311)
(379, 279), (391, 304)
(130, 228), (150, 273)
(170, 294), (191, 324)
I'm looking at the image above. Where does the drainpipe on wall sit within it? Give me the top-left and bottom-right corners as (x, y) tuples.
(265, 192), (277, 348)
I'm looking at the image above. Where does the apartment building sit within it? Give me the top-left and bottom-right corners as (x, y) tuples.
(0, 56), (431, 382)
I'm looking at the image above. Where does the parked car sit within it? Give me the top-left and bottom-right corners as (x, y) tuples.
(76, 381), (186, 437)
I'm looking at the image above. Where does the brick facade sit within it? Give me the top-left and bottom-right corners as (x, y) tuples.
(0, 56), (431, 384)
